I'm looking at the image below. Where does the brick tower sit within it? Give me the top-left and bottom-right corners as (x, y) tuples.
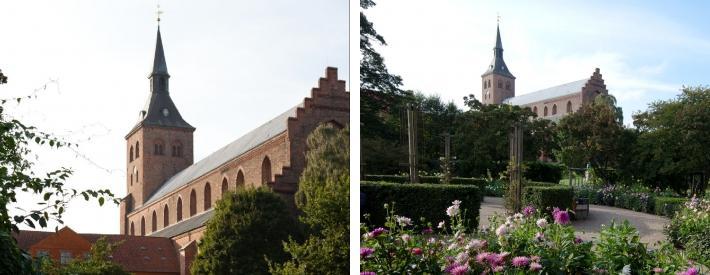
(120, 27), (195, 234)
(481, 23), (515, 105)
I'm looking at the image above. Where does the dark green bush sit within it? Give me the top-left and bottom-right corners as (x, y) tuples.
(360, 181), (482, 229)
(521, 185), (574, 214)
(523, 161), (565, 183)
(653, 197), (686, 217)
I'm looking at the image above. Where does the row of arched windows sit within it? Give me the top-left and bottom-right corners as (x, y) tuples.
(129, 141), (140, 162)
(482, 79), (512, 91)
(128, 156), (272, 236)
(130, 140), (183, 160)
(532, 101), (574, 117)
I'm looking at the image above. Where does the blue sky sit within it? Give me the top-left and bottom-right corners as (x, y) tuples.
(366, 1), (710, 125)
(0, 0), (348, 233)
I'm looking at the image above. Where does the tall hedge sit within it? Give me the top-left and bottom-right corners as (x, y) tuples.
(523, 161), (565, 183)
(506, 182), (574, 214)
(360, 182), (482, 229)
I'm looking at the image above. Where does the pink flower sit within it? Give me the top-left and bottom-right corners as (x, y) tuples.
(512, 256), (530, 267)
(496, 224), (508, 236)
(475, 252), (490, 264)
(523, 205), (536, 217)
(574, 236), (583, 244)
(450, 264), (469, 275)
(422, 227), (433, 234)
(534, 232), (545, 241)
(493, 265), (505, 272)
(530, 255), (541, 262)
(411, 247), (423, 255)
(678, 267), (699, 275)
(361, 272), (376, 275)
(486, 253), (506, 266)
(530, 262), (543, 271)
(552, 208), (570, 225)
(653, 268), (664, 273)
(370, 227), (387, 238)
(360, 247), (374, 258)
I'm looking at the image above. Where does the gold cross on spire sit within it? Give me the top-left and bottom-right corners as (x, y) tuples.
(156, 4), (163, 24)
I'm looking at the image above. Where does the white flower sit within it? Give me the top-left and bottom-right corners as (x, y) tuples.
(456, 252), (469, 264)
(536, 218), (548, 228)
(452, 200), (462, 206)
(395, 215), (412, 226)
(622, 264), (631, 275)
(466, 239), (485, 250)
(401, 234), (411, 242)
(446, 204), (460, 217)
(513, 213), (524, 220)
(448, 242), (458, 250)
(427, 237), (437, 244)
(496, 224), (508, 236)
(438, 221), (446, 228)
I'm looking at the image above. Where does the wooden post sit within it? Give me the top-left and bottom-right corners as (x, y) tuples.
(441, 132), (454, 183)
(407, 104), (419, 183)
(510, 123), (523, 213)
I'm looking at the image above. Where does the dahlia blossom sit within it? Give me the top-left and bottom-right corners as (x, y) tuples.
(360, 247), (374, 258)
(396, 215), (412, 226)
(512, 256), (530, 267)
(455, 252), (469, 264)
(401, 234), (411, 242)
(438, 221), (446, 228)
(411, 247), (423, 255)
(475, 252), (490, 264)
(447, 204), (460, 217)
(552, 208), (570, 225)
(496, 224), (508, 236)
(679, 267), (699, 275)
(529, 262), (543, 271)
(523, 205), (536, 217)
(466, 239), (486, 250)
(369, 227), (387, 238)
(450, 264), (469, 275)
(536, 218), (548, 228)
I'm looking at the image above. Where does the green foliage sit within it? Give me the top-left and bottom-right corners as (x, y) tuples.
(632, 86), (710, 195)
(39, 237), (128, 275)
(191, 187), (300, 275)
(0, 230), (33, 274)
(654, 197), (687, 217)
(360, 181), (482, 229)
(593, 220), (651, 273)
(270, 124), (349, 275)
(523, 161), (564, 183)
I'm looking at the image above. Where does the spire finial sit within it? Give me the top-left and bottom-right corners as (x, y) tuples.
(156, 4), (163, 24)
(497, 12), (500, 24)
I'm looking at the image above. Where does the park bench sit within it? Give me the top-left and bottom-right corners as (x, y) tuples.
(575, 197), (589, 219)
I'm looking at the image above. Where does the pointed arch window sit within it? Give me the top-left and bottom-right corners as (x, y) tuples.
(151, 211), (157, 233)
(498, 80), (502, 88)
(544, 106), (548, 116)
(552, 104), (557, 115)
(163, 205), (169, 228)
(261, 156), (272, 185)
(533, 106), (538, 115)
(135, 141), (140, 158)
(204, 182), (212, 210)
(506, 81), (511, 90)
(221, 178), (228, 194)
(129, 146), (134, 162)
(567, 101), (572, 113)
(130, 222), (135, 235)
(236, 170), (245, 186)
(154, 140), (165, 156)
(176, 197), (183, 222)
(189, 189), (197, 217)
(171, 141), (183, 157)
(140, 217), (145, 236)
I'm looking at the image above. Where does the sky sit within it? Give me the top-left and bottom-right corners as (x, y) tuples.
(0, 0), (348, 234)
(365, 1), (710, 126)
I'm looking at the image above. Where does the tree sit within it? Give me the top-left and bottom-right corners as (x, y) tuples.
(190, 187), (300, 274)
(270, 124), (350, 274)
(632, 86), (710, 194)
(39, 237), (128, 275)
(0, 70), (116, 274)
(555, 95), (631, 184)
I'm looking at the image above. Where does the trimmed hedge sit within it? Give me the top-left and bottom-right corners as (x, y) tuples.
(363, 175), (487, 201)
(360, 181), (482, 229)
(654, 197), (687, 217)
(523, 161), (565, 183)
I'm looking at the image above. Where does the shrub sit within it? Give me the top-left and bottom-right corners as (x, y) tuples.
(506, 182), (573, 214)
(593, 220), (651, 272)
(523, 161), (565, 183)
(665, 196), (710, 266)
(654, 197), (687, 217)
(360, 181), (482, 229)
(191, 187), (300, 275)
(485, 179), (506, 197)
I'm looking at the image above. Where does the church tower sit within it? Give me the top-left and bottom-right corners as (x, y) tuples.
(481, 23), (515, 105)
(121, 26), (195, 234)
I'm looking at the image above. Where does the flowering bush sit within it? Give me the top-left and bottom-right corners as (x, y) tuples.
(361, 201), (702, 274)
(665, 195), (710, 266)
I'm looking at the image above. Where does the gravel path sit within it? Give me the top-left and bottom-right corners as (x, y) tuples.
(478, 197), (670, 246)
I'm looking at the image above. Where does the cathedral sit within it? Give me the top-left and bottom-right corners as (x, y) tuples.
(481, 24), (609, 120)
(117, 26), (349, 272)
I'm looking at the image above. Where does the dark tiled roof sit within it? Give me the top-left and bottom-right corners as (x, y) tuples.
(150, 209), (214, 238)
(13, 229), (179, 273)
(144, 104), (302, 205)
